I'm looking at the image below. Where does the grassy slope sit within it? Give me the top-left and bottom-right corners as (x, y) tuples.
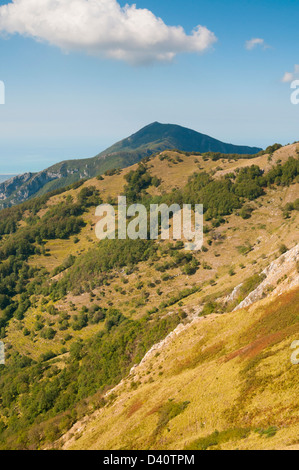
(63, 288), (299, 451)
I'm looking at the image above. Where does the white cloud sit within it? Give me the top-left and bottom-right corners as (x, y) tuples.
(245, 38), (269, 51)
(0, 0), (217, 65)
(282, 65), (299, 83)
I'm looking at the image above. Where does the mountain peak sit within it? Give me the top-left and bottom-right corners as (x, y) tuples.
(0, 122), (262, 208)
(101, 122), (262, 157)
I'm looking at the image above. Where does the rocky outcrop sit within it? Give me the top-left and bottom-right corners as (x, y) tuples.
(224, 283), (243, 305)
(0, 172), (35, 200)
(0, 165), (83, 208)
(234, 244), (299, 311)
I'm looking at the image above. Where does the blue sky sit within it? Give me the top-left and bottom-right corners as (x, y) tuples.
(0, 0), (298, 173)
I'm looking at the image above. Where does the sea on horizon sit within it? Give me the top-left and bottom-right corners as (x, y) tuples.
(0, 174), (17, 183)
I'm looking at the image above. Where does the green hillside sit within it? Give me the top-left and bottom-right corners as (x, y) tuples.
(0, 144), (298, 450)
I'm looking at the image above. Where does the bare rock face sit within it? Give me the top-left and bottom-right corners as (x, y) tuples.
(234, 244), (299, 311)
(0, 165), (82, 208)
(0, 173), (34, 200)
(223, 283), (243, 305)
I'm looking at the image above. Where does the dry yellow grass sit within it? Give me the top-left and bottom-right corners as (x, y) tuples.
(62, 288), (299, 451)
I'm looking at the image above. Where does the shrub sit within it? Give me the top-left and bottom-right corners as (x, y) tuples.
(41, 328), (56, 340)
(279, 244), (288, 255)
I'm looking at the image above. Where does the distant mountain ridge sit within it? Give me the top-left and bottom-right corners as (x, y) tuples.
(102, 122), (262, 155)
(0, 122), (262, 208)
